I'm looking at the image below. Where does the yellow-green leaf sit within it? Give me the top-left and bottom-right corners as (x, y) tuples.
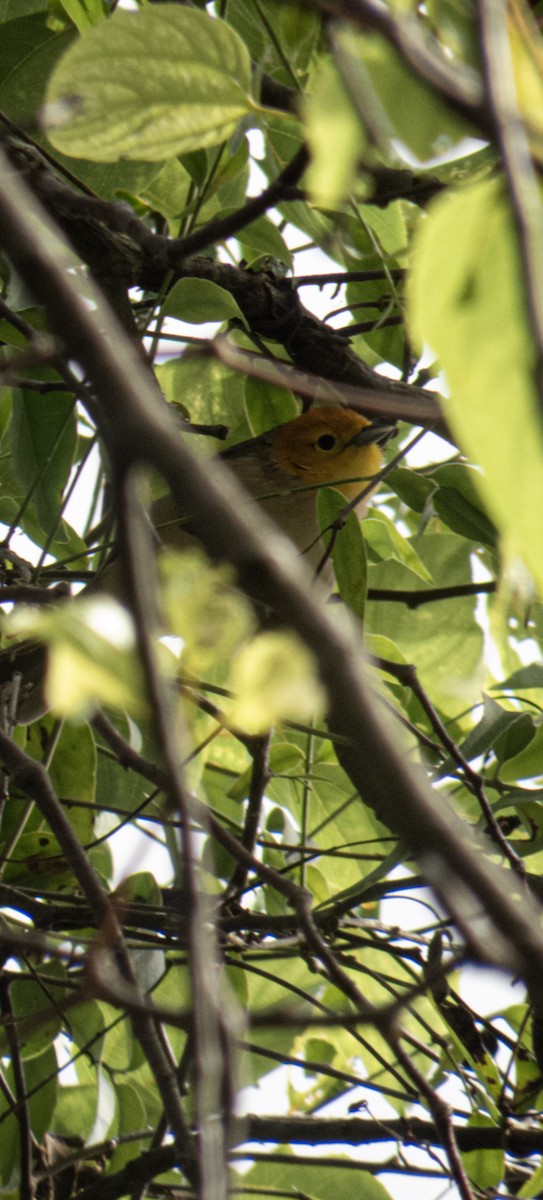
(6, 596), (144, 720)
(304, 54), (364, 207)
(230, 631), (326, 734)
(408, 178), (543, 596)
(44, 6), (253, 162)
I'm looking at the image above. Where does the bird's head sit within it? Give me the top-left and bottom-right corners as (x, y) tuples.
(271, 406), (397, 501)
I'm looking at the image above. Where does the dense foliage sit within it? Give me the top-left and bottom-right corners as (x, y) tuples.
(2, 2), (543, 1198)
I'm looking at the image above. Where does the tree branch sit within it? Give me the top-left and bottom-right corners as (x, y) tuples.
(1, 142), (542, 1020)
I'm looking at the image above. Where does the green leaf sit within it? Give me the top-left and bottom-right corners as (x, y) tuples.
(364, 507), (433, 582)
(51, 1085), (99, 1140)
(386, 466), (436, 513)
(494, 712), (536, 769)
(432, 464), (497, 548)
(100, 1008), (137, 1073)
(58, 0), (104, 32)
(236, 215), (292, 267)
(318, 486), (368, 618)
(44, 6), (254, 161)
(494, 664), (543, 691)
(334, 23), (473, 163)
(245, 376), (298, 434)
(499, 722), (543, 783)
(69, 1000), (106, 1063)
(162, 278), (247, 326)
(156, 352), (246, 439)
(362, 201), (410, 257)
(447, 696), (522, 772)
(226, 0), (321, 80)
(50, 720), (97, 812)
(107, 1083), (147, 1174)
(7, 967), (65, 1058)
(3, 830), (74, 891)
(408, 178), (543, 595)
(11, 387), (76, 538)
(114, 871), (162, 908)
(0, 14), (73, 128)
(519, 1156), (543, 1198)
(245, 1152), (393, 1200)
(138, 157), (191, 221)
(304, 54), (364, 207)
(0, 0), (48, 15)
(5, 597), (146, 720)
(366, 532), (484, 715)
(462, 1114), (504, 1189)
(230, 631), (326, 734)
(0, 1045), (57, 1184)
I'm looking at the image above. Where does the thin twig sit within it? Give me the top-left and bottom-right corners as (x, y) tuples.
(0, 977), (34, 1200)
(226, 733), (271, 899)
(115, 470), (229, 1200)
(377, 657), (526, 878)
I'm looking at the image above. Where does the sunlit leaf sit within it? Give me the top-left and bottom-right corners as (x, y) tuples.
(44, 6), (254, 161)
(304, 54), (364, 207)
(230, 630), (326, 733)
(408, 178), (543, 594)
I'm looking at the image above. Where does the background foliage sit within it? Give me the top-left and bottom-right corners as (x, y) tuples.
(1, 2), (543, 1199)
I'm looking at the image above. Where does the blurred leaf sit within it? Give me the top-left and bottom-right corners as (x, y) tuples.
(3, 830), (74, 891)
(304, 54), (364, 207)
(425, 0), (480, 67)
(519, 1157), (543, 1199)
(244, 1150), (393, 1200)
(508, 0), (543, 154)
(333, 24), (473, 163)
(58, 0), (104, 32)
(409, 179), (543, 594)
(0, 14), (73, 127)
(230, 630), (326, 734)
(494, 664), (543, 691)
(160, 549), (253, 673)
(5, 597), (145, 719)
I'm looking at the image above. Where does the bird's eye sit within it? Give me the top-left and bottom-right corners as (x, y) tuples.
(316, 433), (337, 451)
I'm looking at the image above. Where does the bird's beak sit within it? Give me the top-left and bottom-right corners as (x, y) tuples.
(351, 421), (398, 447)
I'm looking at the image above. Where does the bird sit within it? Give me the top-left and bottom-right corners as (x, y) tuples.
(151, 406), (396, 577)
(0, 406), (396, 722)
